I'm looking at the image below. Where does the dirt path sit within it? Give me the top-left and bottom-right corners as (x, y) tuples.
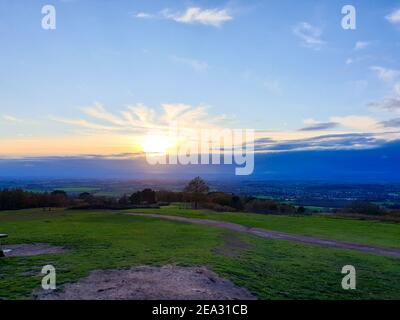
(120, 213), (400, 258)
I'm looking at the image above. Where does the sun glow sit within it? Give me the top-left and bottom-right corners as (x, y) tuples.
(141, 135), (174, 154)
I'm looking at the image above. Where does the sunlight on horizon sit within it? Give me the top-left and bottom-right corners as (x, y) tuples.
(141, 134), (176, 155)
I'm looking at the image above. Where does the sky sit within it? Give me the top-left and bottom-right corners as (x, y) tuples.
(1, 0), (400, 158)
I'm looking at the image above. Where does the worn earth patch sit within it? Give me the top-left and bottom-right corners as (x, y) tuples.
(3, 243), (67, 257)
(33, 265), (257, 300)
(214, 233), (252, 257)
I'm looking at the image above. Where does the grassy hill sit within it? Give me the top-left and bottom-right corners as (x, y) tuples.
(1, 207), (399, 299)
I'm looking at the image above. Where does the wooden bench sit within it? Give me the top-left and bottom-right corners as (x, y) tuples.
(0, 234), (8, 257)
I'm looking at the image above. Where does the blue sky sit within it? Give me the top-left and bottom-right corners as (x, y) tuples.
(1, 0), (400, 156)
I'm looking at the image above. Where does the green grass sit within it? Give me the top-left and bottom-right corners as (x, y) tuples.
(0, 208), (399, 300)
(124, 205), (400, 248)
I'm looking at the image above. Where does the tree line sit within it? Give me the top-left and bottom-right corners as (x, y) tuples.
(0, 177), (300, 214)
(0, 189), (69, 210)
(0, 177), (392, 217)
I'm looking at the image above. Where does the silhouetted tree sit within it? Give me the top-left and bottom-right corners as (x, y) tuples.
(129, 189), (156, 205)
(118, 194), (130, 205)
(141, 189), (156, 204)
(343, 201), (386, 215)
(79, 192), (92, 200)
(184, 177), (209, 209)
(297, 206), (306, 214)
(129, 191), (141, 205)
(51, 190), (67, 197)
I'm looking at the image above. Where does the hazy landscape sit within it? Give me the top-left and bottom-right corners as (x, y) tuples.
(1, 0), (400, 304)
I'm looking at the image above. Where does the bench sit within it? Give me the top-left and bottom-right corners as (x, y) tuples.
(0, 234), (8, 257)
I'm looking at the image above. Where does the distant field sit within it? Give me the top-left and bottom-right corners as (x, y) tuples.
(56, 187), (101, 193)
(124, 205), (400, 248)
(0, 208), (399, 300)
(22, 187), (101, 193)
(93, 191), (125, 197)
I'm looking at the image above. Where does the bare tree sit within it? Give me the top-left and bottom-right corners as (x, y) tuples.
(184, 177), (209, 209)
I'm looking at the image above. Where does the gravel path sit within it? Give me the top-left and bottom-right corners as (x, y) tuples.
(121, 213), (400, 258)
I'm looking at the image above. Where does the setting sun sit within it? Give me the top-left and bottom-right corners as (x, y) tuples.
(141, 135), (173, 154)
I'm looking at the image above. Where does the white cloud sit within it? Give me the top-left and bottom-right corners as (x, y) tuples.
(134, 7), (233, 27)
(164, 7), (233, 27)
(170, 56), (209, 72)
(370, 66), (400, 82)
(354, 41), (370, 50)
(51, 102), (228, 135)
(134, 12), (154, 19)
(302, 116), (384, 134)
(395, 82), (400, 95)
(303, 118), (319, 125)
(49, 117), (120, 132)
(346, 58), (354, 65)
(293, 22), (325, 50)
(330, 115), (381, 131)
(82, 103), (127, 126)
(386, 8), (400, 24)
(2, 115), (23, 123)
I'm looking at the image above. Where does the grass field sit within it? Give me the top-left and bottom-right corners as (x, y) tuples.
(0, 208), (399, 300)
(124, 205), (400, 249)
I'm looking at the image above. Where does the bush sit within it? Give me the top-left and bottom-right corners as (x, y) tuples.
(342, 201), (386, 216)
(129, 189), (156, 205)
(201, 202), (236, 212)
(243, 199), (296, 214)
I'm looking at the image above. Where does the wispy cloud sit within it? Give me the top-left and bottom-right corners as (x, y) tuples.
(300, 116), (383, 133)
(2, 115), (23, 123)
(370, 96), (400, 113)
(299, 122), (338, 131)
(370, 66), (400, 82)
(51, 102), (228, 135)
(134, 12), (154, 19)
(49, 116), (120, 132)
(8, 105), (400, 157)
(369, 83), (400, 112)
(386, 8), (400, 24)
(83, 103), (128, 126)
(354, 41), (371, 50)
(163, 7), (232, 27)
(254, 133), (387, 152)
(293, 22), (325, 50)
(134, 7), (233, 27)
(330, 115), (381, 131)
(380, 118), (400, 128)
(170, 55), (209, 72)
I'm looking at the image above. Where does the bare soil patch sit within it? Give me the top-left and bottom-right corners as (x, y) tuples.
(3, 243), (67, 257)
(34, 265), (256, 300)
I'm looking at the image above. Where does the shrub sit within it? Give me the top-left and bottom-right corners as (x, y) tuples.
(342, 201), (386, 216)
